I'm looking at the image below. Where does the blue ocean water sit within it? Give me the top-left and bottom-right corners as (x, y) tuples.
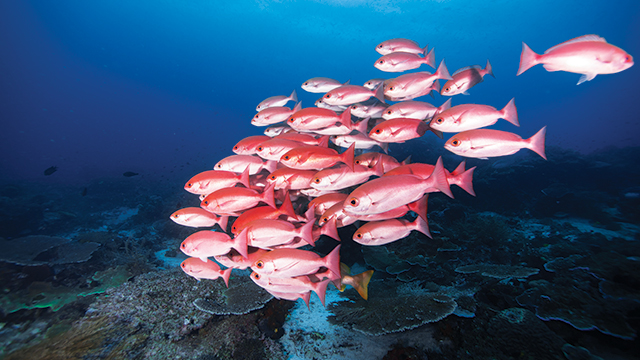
(1, 1), (640, 359)
(1, 0), (639, 183)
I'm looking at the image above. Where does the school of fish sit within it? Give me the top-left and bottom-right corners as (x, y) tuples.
(171, 35), (633, 308)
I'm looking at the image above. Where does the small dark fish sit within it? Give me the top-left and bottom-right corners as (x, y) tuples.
(123, 171), (139, 177)
(81, 187), (88, 196)
(44, 166), (58, 176)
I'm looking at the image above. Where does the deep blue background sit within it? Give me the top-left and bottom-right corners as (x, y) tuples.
(1, 0), (639, 184)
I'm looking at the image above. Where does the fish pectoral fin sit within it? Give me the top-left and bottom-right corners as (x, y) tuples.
(577, 73), (597, 85)
(462, 91), (470, 95)
(278, 260), (302, 273)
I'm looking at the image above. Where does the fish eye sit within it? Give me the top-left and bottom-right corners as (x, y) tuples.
(269, 175), (276, 180)
(203, 200), (209, 205)
(314, 178), (321, 183)
(181, 243), (186, 248)
(232, 225), (237, 231)
(355, 233), (363, 239)
(378, 60), (384, 64)
(304, 82), (308, 86)
(444, 87), (450, 92)
(233, 146), (239, 150)
(375, 129), (381, 134)
(322, 217), (329, 222)
(181, 262), (186, 268)
(377, 44), (383, 48)
(283, 155), (290, 160)
(257, 146), (263, 151)
(389, 86), (394, 91)
(451, 139), (461, 147)
(435, 118), (443, 124)
(256, 260), (264, 269)
(349, 197), (359, 206)
(325, 94), (331, 98)
(386, 110), (392, 115)
(253, 273), (260, 280)
(172, 214), (179, 218)
(288, 117), (295, 123)
(216, 164), (222, 168)
(186, 183), (193, 188)
(355, 160), (361, 164)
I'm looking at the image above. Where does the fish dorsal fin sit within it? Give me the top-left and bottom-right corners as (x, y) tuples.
(452, 65), (482, 76)
(545, 35), (607, 54)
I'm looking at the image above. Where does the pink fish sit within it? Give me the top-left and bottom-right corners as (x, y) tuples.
(376, 38), (427, 55)
(230, 195), (298, 235)
(308, 193), (349, 216)
(444, 127), (547, 159)
(353, 216), (431, 246)
(184, 168), (250, 195)
(441, 60), (494, 96)
(382, 99), (451, 121)
(384, 161), (476, 196)
(319, 202), (357, 228)
(264, 124), (293, 137)
(343, 157), (452, 215)
(349, 101), (388, 119)
(331, 132), (389, 154)
(323, 84), (385, 106)
(170, 207), (229, 230)
(430, 98), (519, 133)
(201, 183), (276, 215)
(252, 102), (302, 127)
(214, 155), (277, 175)
(363, 78), (387, 90)
(369, 118), (430, 143)
(314, 97), (349, 112)
(256, 138), (308, 161)
(374, 48), (435, 72)
(353, 195), (428, 223)
(287, 107), (352, 131)
(257, 90), (298, 111)
(311, 161), (384, 191)
(302, 77), (349, 93)
(517, 35), (633, 85)
(180, 230), (248, 260)
(384, 60), (452, 100)
(266, 167), (317, 190)
(236, 219), (315, 249)
(252, 245), (341, 280)
(214, 248), (269, 270)
(250, 272), (331, 307)
(233, 135), (271, 155)
(181, 257), (232, 287)
(354, 152), (402, 173)
(274, 133), (329, 146)
(280, 144), (355, 171)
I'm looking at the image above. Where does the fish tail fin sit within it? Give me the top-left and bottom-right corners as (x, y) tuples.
(374, 83), (386, 104)
(436, 59), (453, 80)
(234, 228), (249, 259)
(436, 98), (452, 117)
(217, 215), (229, 232)
(517, 42), (540, 76)
(324, 245), (342, 280)
(290, 89), (298, 102)
(430, 79), (441, 97)
(408, 194), (428, 223)
(339, 106), (353, 128)
(527, 126), (547, 160)
(221, 268), (232, 288)
(501, 98), (520, 127)
(431, 157), (454, 198)
(262, 183), (276, 208)
(401, 155), (412, 165)
(429, 127), (444, 139)
(292, 101), (302, 112)
(413, 214), (432, 239)
(424, 47), (436, 68)
(314, 279), (331, 307)
(318, 135), (330, 148)
(341, 143), (356, 171)
(353, 116), (369, 134)
(351, 270), (374, 300)
(485, 59), (495, 78)
(239, 167), (251, 188)
(302, 291), (311, 310)
(321, 216), (340, 241)
(299, 220), (316, 246)
(452, 166), (476, 196)
(279, 191), (297, 219)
